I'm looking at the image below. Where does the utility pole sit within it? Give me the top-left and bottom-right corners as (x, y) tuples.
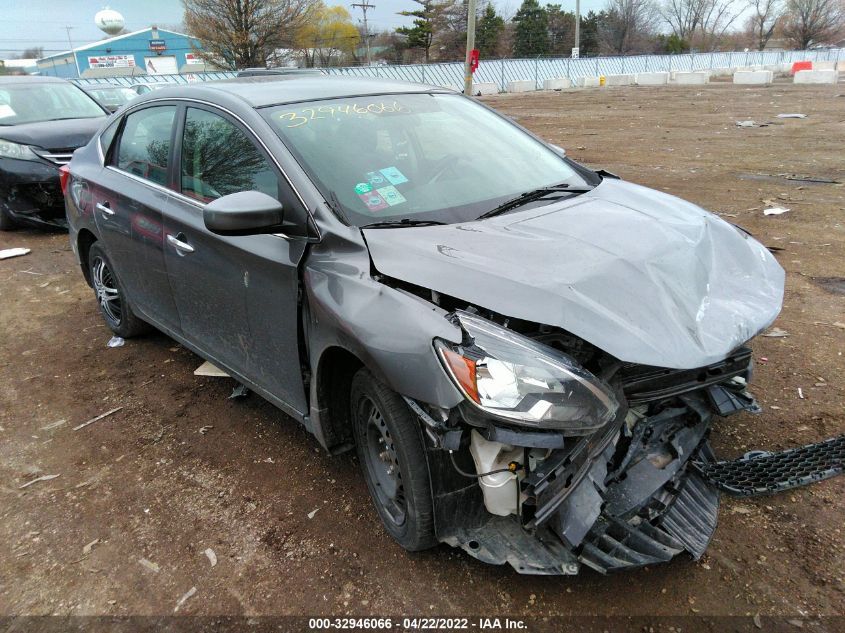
(574, 0), (580, 57)
(352, 2), (375, 66)
(463, 0), (478, 95)
(65, 25), (82, 78)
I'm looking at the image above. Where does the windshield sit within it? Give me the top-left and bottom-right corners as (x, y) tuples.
(0, 82), (105, 125)
(262, 93), (593, 226)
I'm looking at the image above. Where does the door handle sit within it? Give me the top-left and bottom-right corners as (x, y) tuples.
(167, 233), (195, 254)
(96, 202), (114, 217)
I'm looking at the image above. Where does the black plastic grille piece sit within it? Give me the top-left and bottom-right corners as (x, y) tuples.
(694, 435), (845, 497)
(579, 469), (718, 573)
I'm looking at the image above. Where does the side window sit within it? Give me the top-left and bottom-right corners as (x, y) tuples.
(114, 105), (176, 187)
(99, 119), (120, 158)
(181, 107), (279, 203)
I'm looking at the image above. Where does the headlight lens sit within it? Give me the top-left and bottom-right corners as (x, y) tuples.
(436, 311), (619, 434)
(0, 139), (40, 161)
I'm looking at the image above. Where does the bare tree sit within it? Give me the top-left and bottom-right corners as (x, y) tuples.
(781, 0), (845, 47)
(744, 0), (781, 49)
(660, 0), (739, 49)
(183, 0), (317, 70)
(600, 0), (661, 53)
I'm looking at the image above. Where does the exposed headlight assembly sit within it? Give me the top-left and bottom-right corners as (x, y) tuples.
(0, 139), (40, 161)
(436, 311), (619, 434)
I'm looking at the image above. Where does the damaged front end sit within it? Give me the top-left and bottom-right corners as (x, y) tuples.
(414, 310), (760, 575)
(0, 156), (69, 229)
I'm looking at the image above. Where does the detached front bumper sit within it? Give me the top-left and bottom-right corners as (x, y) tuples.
(0, 158), (68, 230)
(435, 391), (722, 575)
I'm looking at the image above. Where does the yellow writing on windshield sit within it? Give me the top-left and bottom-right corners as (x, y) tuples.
(274, 101), (411, 128)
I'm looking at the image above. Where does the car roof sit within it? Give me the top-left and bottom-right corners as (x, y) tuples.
(0, 75), (69, 85)
(133, 76), (452, 109)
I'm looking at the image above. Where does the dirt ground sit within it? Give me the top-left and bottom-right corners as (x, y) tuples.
(1, 82), (844, 624)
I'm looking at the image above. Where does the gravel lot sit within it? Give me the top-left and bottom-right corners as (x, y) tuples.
(1, 82), (843, 624)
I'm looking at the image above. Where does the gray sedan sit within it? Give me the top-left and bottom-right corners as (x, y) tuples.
(63, 76), (785, 575)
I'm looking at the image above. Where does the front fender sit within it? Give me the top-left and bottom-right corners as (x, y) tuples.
(304, 231), (464, 414)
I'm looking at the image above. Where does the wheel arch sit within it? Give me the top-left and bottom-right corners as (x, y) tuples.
(77, 228), (98, 286)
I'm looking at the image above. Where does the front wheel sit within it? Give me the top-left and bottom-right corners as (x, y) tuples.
(351, 368), (437, 552)
(0, 203), (17, 231)
(88, 242), (149, 338)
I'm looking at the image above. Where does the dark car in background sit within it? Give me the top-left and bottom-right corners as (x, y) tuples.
(63, 77), (786, 575)
(81, 83), (138, 113)
(0, 76), (108, 230)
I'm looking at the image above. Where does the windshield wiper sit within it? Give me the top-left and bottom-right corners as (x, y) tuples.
(361, 218), (447, 229)
(476, 184), (594, 220)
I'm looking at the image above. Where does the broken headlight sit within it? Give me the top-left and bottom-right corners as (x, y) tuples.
(435, 311), (619, 434)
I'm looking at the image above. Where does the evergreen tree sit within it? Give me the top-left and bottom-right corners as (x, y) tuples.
(397, 0), (439, 62)
(476, 4), (505, 57)
(546, 4), (577, 55)
(512, 0), (549, 57)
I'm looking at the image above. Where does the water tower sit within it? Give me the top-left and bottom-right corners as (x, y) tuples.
(95, 8), (125, 36)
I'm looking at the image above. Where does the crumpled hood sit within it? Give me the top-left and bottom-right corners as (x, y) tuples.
(363, 178), (785, 369)
(0, 117), (106, 150)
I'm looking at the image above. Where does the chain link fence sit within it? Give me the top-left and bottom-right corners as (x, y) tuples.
(72, 47), (844, 93)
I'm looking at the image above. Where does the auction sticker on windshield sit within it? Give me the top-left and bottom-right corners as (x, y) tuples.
(376, 185), (406, 206)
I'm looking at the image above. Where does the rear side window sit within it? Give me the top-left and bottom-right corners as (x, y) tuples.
(115, 105), (176, 187)
(99, 119), (120, 157)
(180, 107), (279, 203)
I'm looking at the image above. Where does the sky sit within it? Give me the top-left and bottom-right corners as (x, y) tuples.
(0, 0), (608, 59)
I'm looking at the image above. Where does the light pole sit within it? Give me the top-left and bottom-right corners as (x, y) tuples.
(352, 2), (375, 66)
(463, 0), (478, 95)
(65, 26), (82, 78)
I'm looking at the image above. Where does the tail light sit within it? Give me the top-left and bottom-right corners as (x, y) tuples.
(59, 165), (71, 196)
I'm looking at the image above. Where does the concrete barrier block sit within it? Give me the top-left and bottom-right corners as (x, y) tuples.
(635, 72), (669, 85)
(733, 70), (773, 85)
(506, 80), (535, 93)
(673, 71), (710, 85)
(542, 77), (571, 90)
(604, 73), (634, 86)
(812, 61), (836, 70)
(473, 82), (498, 95)
(794, 69), (839, 84)
(575, 76), (602, 88)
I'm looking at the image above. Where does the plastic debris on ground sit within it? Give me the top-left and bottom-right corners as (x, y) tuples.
(193, 361), (229, 377)
(138, 558), (160, 573)
(762, 327), (789, 338)
(174, 586), (197, 612)
(107, 336), (125, 348)
(18, 474), (60, 489)
(229, 383), (249, 399)
(0, 247), (31, 260)
(776, 113), (807, 119)
(736, 120), (758, 127)
(203, 548), (217, 567)
(764, 207), (790, 216)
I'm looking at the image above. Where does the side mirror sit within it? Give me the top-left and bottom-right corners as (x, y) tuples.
(550, 144), (566, 158)
(203, 191), (285, 236)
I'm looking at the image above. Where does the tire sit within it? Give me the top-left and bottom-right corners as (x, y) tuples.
(0, 203), (17, 231)
(87, 242), (149, 338)
(351, 368), (437, 552)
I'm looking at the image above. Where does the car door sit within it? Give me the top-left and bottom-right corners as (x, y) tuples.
(163, 104), (308, 417)
(92, 103), (181, 334)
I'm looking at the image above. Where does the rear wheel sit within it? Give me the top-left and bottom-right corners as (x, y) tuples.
(351, 368), (437, 552)
(88, 242), (149, 338)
